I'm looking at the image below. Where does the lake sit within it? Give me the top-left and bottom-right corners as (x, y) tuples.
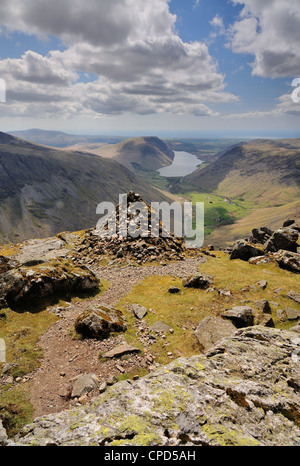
(157, 151), (202, 177)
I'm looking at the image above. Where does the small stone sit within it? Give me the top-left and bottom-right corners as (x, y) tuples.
(99, 382), (107, 393)
(168, 286), (181, 294)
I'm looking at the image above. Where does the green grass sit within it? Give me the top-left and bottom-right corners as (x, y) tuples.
(115, 252), (300, 367)
(182, 191), (255, 239)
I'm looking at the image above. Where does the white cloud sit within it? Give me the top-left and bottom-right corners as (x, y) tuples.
(0, 0), (238, 119)
(228, 0), (300, 78)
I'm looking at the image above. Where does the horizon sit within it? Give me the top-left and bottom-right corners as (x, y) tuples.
(0, 0), (299, 137)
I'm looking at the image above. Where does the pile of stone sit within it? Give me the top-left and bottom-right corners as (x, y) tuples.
(72, 192), (191, 265)
(225, 219), (300, 273)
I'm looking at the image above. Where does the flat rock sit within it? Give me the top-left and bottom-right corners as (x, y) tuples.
(194, 316), (236, 352)
(284, 308), (300, 321)
(150, 321), (173, 334)
(103, 343), (141, 359)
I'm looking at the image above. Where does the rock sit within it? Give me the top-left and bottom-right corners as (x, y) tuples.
(287, 290), (300, 305)
(75, 305), (127, 340)
(253, 299), (271, 314)
(275, 250), (300, 274)
(194, 316), (236, 352)
(99, 382), (107, 393)
(251, 227), (273, 244)
(150, 321), (173, 334)
(12, 327), (300, 447)
(71, 374), (99, 398)
(283, 219), (296, 228)
(0, 420), (8, 446)
(106, 375), (117, 386)
(0, 259), (99, 311)
(131, 304), (148, 319)
(103, 343), (141, 359)
(168, 286), (181, 294)
(182, 273), (213, 289)
(276, 309), (287, 322)
(254, 314), (275, 327)
(264, 228), (299, 253)
(229, 241), (263, 262)
(284, 308), (300, 321)
(289, 322), (300, 334)
(221, 306), (255, 328)
(256, 280), (268, 290)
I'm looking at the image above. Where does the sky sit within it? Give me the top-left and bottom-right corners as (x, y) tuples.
(0, 0), (299, 138)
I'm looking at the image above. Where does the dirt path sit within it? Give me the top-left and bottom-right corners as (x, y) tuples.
(29, 258), (204, 418)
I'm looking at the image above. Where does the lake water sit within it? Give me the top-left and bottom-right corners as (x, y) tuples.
(157, 151), (202, 177)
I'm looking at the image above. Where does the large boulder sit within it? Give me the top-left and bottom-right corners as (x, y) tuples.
(229, 241), (263, 262)
(74, 305), (127, 340)
(0, 259), (99, 311)
(11, 327), (300, 446)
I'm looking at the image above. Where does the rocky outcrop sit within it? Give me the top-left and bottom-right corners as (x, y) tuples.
(227, 220), (300, 272)
(0, 259), (99, 311)
(10, 327), (300, 446)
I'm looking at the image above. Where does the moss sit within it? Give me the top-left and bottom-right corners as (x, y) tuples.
(202, 423), (260, 446)
(111, 415), (161, 446)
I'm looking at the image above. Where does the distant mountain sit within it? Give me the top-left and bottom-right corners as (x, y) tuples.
(10, 129), (125, 148)
(183, 139), (300, 203)
(66, 136), (175, 174)
(0, 131), (173, 243)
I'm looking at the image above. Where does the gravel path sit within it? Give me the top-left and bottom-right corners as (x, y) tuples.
(28, 257), (205, 418)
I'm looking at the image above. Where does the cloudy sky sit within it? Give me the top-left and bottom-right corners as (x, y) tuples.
(0, 0), (299, 137)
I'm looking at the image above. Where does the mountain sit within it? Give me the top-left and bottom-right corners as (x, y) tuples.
(10, 129), (125, 148)
(181, 139), (300, 246)
(72, 136), (175, 172)
(0, 131), (173, 243)
(183, 139), (300, 198)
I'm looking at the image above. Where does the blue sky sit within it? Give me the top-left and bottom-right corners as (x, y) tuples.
(0, 0), (299, 137)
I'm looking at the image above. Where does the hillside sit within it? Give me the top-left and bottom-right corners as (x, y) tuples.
(0, 132), (173, 243)
(10, 129), (124, 148)
(181, 139), (300, 245)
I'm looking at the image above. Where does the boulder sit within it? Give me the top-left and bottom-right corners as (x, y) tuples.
(71, 373), (99, 398)
(75, 305), (127, 340)
(229, 241), (263, 262)
(12, 327), (300, 447)
(275, 250), (300, 274)
(0, 259), (99, 311)
(221, 305), (255, 328)
(182, 273), (213, 289)
(264, 228), (299, 253)
(284, 308), (300, 321)
(194, 316), (236, 352)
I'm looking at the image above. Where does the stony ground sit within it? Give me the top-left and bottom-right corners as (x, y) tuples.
(28, 257), (205, 419)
